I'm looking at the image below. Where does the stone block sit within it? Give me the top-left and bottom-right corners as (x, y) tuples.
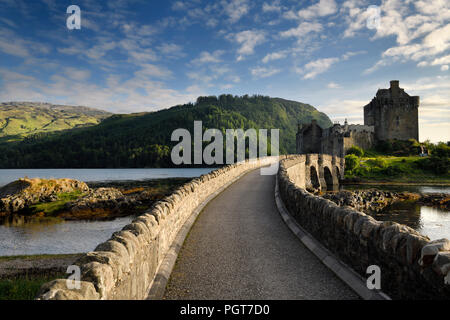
(36, 279), (99, 300)
(432, 252), (450, 277)
(419, 238), (450, 267)
(80, 262), (115, 299)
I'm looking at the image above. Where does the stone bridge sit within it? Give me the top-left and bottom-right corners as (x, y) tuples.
(282, 154), (344, 192)
(37, 156), (450, 300)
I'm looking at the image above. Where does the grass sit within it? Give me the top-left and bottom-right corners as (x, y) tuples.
(0, 273), (64, 300)
(29, 191), (85, 216)
(0, 103), (110, 142)
(0, 253), (82, 300)
(345, 155), (450, 184)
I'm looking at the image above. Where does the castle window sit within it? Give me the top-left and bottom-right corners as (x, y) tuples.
(396, 116), (400, 126)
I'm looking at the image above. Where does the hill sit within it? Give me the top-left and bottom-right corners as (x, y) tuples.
(0, 95), (332, 168)
(0, 102), (112, 143)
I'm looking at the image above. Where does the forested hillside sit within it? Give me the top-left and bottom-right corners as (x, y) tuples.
(0, 95), (332, 168)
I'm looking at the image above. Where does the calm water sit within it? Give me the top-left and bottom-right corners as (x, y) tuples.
(343, 184), (450, 195)
(0, 168), (214, 187)
(0, 216), (135, 256)
(0, 168), (212, 256)
(343, 184), (450, 240)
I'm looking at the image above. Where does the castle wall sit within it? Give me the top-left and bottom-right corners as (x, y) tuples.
(297, 120), (322, 154)
(298, 123), (375, 157)
(364, 104), (375, 126)
(344, 130), (375, 152)
(380, 103), (419, 141)
(364, 81), (419, 141)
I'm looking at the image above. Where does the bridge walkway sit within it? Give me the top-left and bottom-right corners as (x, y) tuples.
(162, 169), (359, 300)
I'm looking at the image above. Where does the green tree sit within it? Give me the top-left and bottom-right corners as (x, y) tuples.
(345, 154), (360, 174)
(346, 146), (364, 157)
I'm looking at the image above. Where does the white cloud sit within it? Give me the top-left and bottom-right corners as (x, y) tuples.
(363, 59), (390, 74)
(157, 43), (184, 58)
(191, 50), (224, 65)
(228, 75), (241, 83)
(222, 0), (250, 23)
(297, 57), (339, 79)
(297, 0), (337, 20)
(63, 68), (91, 81)
(327, 82), (340, 88)
(0, 67), (200, 114)
(233, 30), (266, 61)
(431, 55), (450, 66)
(441, 65), (449, 71)
(342, 0), (450, 75)
(364, 23), (450, 73)
(279, 22), (322, 42)
(172, 1), (186, 11)
(187, 71), (213, 83)
(262, 1), (281, 13)
(134, 64), (173, 80)
(250, 67), (281, 78)
(414, 0), (450, 20)
(220, 84), (234, 90)
(262, 51), (288, 63)
(0, 28), (50, 58)
(0, 17), (16, 28)
(342, 50), (367, 60)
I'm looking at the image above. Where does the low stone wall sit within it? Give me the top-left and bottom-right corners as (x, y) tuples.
(278, 156), (450, 300)
(37, 157), (279, 300)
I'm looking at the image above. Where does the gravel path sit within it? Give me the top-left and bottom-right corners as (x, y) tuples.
(163, 169), (359, 300)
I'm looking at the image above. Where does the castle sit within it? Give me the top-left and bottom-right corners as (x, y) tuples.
(296, 80), (420, 157)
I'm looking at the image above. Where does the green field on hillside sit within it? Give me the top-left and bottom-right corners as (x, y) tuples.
(0, 103), (111, 143)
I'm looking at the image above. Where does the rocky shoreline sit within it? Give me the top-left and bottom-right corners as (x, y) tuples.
(0, 177), (191, 221)
(0, 178), (89, 216)
(322, 189), (449, 213)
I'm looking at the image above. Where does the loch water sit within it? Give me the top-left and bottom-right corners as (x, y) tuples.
(0, 168), (212, 256)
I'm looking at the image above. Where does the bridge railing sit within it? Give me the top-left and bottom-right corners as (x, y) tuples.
(36, 156), (281, 300)
(278, 156), (450, 299)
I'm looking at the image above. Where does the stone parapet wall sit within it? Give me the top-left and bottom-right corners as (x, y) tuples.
(278, 156), (450, 299)
(37, 157), (280, 300)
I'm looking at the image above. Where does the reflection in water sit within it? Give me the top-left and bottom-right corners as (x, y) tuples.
(371, 202), (450, 240)
(419, 206), (450, 240)
(370, 201), (422, 230)
(343, 184), (450, 240)
(0, 215), (135, 256)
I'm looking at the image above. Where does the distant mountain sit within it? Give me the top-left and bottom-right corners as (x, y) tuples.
(0, 102), (112, 142)
(0, 95), (332, 168)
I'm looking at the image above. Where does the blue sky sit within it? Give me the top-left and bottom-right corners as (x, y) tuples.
(0, 0), (449, 142)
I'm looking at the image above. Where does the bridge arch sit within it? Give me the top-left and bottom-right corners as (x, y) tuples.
(323, 166), (333, 190)
(335, 166), (341, 181)
(309, 165), (320, 190)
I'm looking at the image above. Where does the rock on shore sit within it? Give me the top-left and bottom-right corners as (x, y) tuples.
(61, 188), (140, 219)
(323, 189), (449, 212)
(0, 178), (89, 216)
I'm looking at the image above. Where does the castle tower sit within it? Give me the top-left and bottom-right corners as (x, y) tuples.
(363, 80), (419, 141)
